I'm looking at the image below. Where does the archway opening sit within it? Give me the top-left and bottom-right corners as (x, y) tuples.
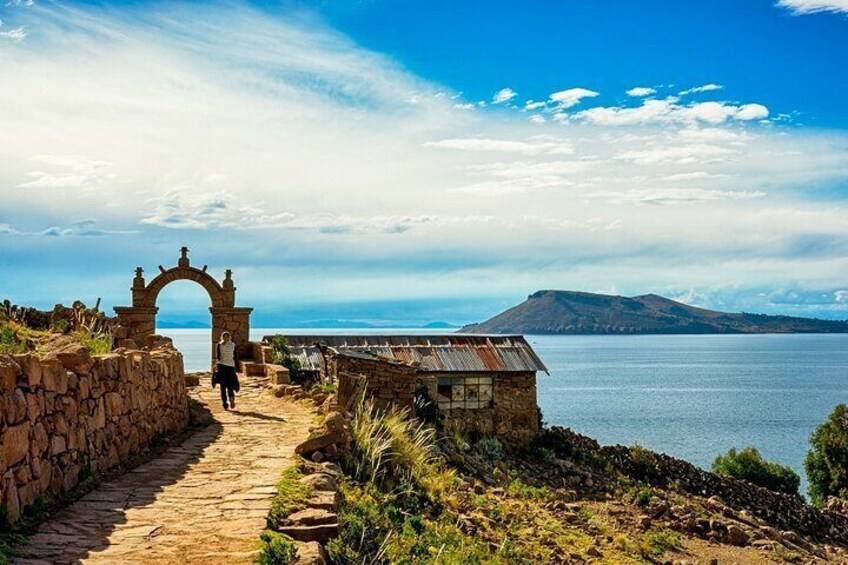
(155, 279), (213, 371)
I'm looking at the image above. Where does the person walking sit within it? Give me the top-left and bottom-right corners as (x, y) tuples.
(214, 331), (240, 410)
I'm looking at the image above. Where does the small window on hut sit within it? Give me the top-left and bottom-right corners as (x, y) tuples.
(437, 376), (493, 410)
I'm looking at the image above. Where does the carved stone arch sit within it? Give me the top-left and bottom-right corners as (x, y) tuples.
(114, 248), (252, 368)
(134, 267), (231, 309)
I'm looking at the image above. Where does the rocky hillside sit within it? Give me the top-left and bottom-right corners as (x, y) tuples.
(462, 290), (848, 335)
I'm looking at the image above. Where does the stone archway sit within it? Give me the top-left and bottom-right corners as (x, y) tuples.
(114, 247), (253, 366)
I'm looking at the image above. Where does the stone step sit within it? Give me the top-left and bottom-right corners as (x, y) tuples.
(286, 508), (338, 526)
(278, 523), (339, 543)
(307, 490), (338, 511)
(239, 361), (266, 376)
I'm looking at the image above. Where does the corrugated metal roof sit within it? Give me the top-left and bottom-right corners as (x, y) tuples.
(263, 334), (549, 374)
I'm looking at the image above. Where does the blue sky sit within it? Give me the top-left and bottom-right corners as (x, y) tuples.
(0, 0), (847, 326)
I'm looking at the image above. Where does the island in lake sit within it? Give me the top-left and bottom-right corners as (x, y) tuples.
(462, 290), (848, 335)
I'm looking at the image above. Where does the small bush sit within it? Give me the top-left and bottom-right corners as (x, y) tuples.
(629, 443), (662, 483)
(806, 404), (848, 506)
(712, 446), (800, 496)
(634, 487), (653, 507)
(268, 336), (303, 383)
(72, 331), (112, 355)
(639, 529), (681, 558)
(50, 318), (70, 334)
(0, 324), (25, 354)
(255, 531), (298, 565)
(475, 437), (505, 463)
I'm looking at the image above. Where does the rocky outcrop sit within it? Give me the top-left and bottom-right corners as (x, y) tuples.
(542, 426), (848, 545)
(0, 345), (189, 522)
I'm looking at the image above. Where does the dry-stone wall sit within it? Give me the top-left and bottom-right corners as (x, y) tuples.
(0, 345), (189, 522)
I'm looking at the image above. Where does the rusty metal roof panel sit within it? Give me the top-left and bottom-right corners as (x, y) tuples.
(266, 334), (549, 374)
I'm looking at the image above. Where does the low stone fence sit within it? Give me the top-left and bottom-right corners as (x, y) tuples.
(1, 345), (189, 522)
(545, 426), (848, 544)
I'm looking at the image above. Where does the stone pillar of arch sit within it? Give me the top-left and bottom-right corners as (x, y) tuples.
(113, 248), (253, 367)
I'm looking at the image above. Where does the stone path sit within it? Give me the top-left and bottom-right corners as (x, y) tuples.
(15, 378), (312, 565)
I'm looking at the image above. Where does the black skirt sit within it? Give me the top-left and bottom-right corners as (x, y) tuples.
(217, 364), (240, 391)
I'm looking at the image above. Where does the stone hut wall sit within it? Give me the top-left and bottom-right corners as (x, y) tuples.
(493, 372), (539, 443)
(335, 355), (418, 412)
(334, 355), (539, 444)
(0, 346), (189, 522)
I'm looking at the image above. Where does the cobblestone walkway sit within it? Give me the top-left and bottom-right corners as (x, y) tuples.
(15, 378), (312, 565)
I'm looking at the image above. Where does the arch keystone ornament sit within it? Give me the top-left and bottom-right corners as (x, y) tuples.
(114, 247), (253, 365)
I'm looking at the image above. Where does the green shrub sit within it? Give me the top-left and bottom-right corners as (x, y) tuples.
(475, 437), (505, 463)
(255, 531), (297, 565)
(50, 318), (70, 334)
(629, 443), (662, 483)
(712, 446), (800, 496)
(0, 324), (25, 354)
(72, 331), (112, 355)
(634, 487), (653, 507)
(806, 404), (848, 506)
(639, 529), (681, 558)
(268, 337), (302, 383)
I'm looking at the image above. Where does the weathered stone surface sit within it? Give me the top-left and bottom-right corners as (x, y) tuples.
(298, 473), (338, 492)
(4, 421), (31, 466)
(279, 523), (339, 543)
(287, 507), (338, 526)
(295, 432), (346, 457)
(294, 541), (327, 565)
(726, 524), (749, 546)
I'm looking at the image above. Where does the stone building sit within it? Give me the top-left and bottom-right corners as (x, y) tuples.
(272, 335), (548, 444)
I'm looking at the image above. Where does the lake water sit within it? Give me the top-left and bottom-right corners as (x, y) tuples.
(161, 329), (848, 491)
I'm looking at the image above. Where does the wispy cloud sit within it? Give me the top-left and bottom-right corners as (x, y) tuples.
(1, 1), (847, 319)
(776, 0), (848, 14)
(679, 83), (724, 96)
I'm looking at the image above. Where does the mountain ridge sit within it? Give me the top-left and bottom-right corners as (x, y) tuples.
(461, 290), (848, 334)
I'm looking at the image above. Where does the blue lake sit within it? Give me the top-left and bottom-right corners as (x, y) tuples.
(161, 329), (848, 492)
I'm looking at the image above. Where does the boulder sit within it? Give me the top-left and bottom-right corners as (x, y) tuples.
(54, 344), (95, 375)
(299, 473), (338, 492)
(726, 524), (749, 547)
(295, 431), (347, 457)
(323, 411), (347, 433)
(294, 541), (327, 565)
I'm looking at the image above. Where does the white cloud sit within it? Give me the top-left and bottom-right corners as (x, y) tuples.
(588, 187), (766, 205)
(525, 100), (547, 110)
(492, 87), (517, 104)
(835, 290), (848, 304)
(626, 87), (656, 97)
(18, 155), (115, 190)
(423, 138), (573, 155)
(679, 83), (724, 96)
(570, 99), (768, 126)
(660, 171), (729, 182)
(549, 87), (599, 109)
(777, 0), (848, 13)
(616, 143), (734, 165)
